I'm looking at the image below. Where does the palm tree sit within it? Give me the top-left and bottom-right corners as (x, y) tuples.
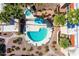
(15, 46), (20, 50)
(67, 9), (79, 25)
(53, 4), (66, 27)
(0, 4), (24, 23)
(28, 47), (33, 51)
(0, 12), (10, 24)
(38, 52), (43, 56)
(53, 14), (66, 27)
(7, 48), (12, 53)
(22, 47), (26, 51)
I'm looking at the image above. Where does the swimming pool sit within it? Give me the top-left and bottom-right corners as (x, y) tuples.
(25, 9), (32, 16)
(34, 18), (44, 24)
(27, 28), (48, 42)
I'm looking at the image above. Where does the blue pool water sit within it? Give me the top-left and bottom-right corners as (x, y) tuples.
(25, 9), (32, 16)
(34, 18), (44, 24)
(27, 28), (48, 42)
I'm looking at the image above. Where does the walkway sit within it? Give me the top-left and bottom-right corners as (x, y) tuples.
(48, 26), (65, 56)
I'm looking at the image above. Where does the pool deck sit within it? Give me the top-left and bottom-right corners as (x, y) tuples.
(26, 21), (47, 31)
(25, 21), (52, 46)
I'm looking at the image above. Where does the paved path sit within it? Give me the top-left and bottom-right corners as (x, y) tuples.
(46, 26), (65, 56)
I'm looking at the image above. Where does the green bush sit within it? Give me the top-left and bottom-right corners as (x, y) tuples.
(67, 9), (79, 24)
(54, 14), (66, 26)
(0, 4), (24, 23)
(59, 37), (70, 49)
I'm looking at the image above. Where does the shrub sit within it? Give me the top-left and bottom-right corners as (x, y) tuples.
(59, 37), (70, 49)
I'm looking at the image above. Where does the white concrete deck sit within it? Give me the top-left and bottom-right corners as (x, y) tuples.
(26, 21), (47, 32)
(26, 21), (47, 26)
(25, 15), (36, 20)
